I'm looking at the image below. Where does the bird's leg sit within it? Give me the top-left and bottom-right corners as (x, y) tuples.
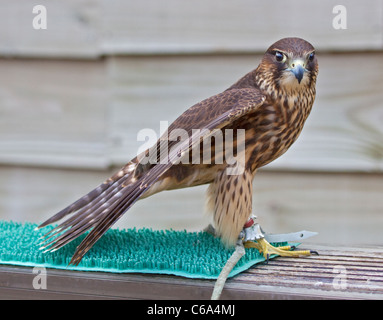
(242, 215), (315, 260)
(204, 214), (316, 260)
(207, 215), (317, 300)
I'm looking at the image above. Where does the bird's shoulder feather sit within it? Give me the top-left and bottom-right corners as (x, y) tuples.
(167, 88), (266, 134)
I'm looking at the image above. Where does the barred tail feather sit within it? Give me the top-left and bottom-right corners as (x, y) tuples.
(38, 161), (173, 265)
(37, 182), (110, 229)
(68, 163), (170, 265)
(38, 162), (140, 253)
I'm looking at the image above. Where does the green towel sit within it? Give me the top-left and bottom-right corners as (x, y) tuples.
(0, 220), (290, 279)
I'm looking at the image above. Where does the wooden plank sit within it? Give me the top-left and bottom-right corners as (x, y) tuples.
(0, 0), (100, 58)
(0, 59), (109, 169)
(0, 53), (382, 171)
(0, 244), (382, 299)
(100, 0), (383, 54)
(231, 245), (383, 298)
(1, 0), (381, 58)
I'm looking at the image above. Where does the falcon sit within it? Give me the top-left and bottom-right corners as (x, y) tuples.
(38, 37), (319, 265)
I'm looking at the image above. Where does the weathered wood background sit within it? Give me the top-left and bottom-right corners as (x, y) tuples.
(0, 0), (382, 247)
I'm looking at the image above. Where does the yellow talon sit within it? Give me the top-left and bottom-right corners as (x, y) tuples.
(244, 238), (316, 259)
(274, 245), (293, 251)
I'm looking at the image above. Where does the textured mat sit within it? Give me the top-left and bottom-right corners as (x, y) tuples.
(0, 220), (290, 279)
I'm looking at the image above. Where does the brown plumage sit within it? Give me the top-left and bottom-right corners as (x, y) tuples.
(38, 37), (318, 265)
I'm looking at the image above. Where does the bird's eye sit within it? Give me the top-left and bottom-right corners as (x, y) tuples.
(308, 52), (315, 62)
(274, 51), (286, 63)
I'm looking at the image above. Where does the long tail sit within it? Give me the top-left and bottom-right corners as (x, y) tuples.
(37, 109), (229, 265)
(37, 161), (156, 265)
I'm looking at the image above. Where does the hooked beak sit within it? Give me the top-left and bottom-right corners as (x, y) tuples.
(289, 60), (306, 84)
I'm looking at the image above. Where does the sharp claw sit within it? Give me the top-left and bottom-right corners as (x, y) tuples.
(310, 250), (319, 256)
(266, 253), (270, 264)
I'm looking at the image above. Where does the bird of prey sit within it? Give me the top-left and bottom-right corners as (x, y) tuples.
(38, 37), (318, 266)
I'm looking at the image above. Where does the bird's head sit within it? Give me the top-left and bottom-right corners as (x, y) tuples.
(256, 37), (318, 95)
